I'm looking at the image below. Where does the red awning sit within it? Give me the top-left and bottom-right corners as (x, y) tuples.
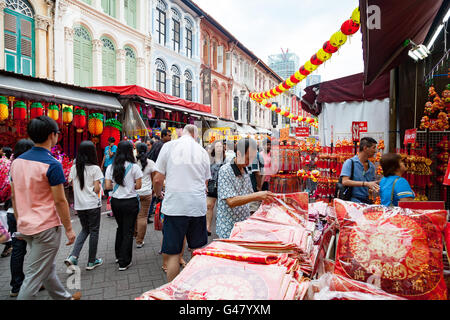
(91, 85), (211, 114)
(360, 0), (444, 85)
(301, 72), (390, 116)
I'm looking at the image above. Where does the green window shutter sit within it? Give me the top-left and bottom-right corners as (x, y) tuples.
(101, 0), (115, 17)
(73, 26), (92, 87)
(4, 9), (35, 76)
(125, 0), (136, 29)
(102, 37), (116, 85)
(125, 47), (136, 84)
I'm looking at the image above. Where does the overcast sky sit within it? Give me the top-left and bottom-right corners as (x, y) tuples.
(194, 0), (363, 83)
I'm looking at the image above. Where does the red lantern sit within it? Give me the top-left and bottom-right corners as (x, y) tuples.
(100, 119), (122, 149)
(13, 101), (27, 121)
(323, 41), (338, 54)
(73, 108), (87, 133)
(310, 54), (324, 66)
(30, 102), (44, 119)
(341, 19), (360, 36)
(299, 66), (310, 76)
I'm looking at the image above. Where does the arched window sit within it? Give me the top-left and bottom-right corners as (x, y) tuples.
(124, 0), (136, 28)
(185, 18), (193, 58)
(184, 70), (193, 101)
(171, 65), (180, 97)
(155, 58), (166, 93)
(101, 0), (116, 17)
(171, 9), (181, 52)
(156, 0), (167, 45)
(101, 36), (116, 85)
(4, 0), (35, 76)
(73, 25), (92, 86)
(124, 46), (136, 85)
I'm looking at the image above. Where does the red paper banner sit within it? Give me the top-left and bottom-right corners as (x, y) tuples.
(404, 128), (417, 145)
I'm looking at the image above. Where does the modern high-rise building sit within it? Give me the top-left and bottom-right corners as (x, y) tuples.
(306, 74), (322, 87)
(268, 49), (301, 96)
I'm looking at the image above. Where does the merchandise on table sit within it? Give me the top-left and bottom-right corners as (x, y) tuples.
(334, 199), (448, 300)
(307, 273), (406, 300)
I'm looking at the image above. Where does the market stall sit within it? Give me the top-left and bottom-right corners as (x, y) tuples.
(91, 85), (217, 142)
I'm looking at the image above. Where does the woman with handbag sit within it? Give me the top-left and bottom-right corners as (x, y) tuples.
(134, 143), (156, 249)
(105, 141), (143, 271)
(206, 140), (225, 236)
(379, 153), (415, 207)
(65, 141), (104, 270)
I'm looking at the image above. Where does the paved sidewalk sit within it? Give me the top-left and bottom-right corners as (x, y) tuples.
(0, 204), (218, 300)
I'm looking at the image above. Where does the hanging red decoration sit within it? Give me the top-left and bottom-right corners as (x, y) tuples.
(30, 102), (44, 119)
(341, 19), (360, 36)
(323, 41), (339, 54)
(13, 101), (27, 121)
(310, 54), (324, 66)
(100, 119), (122, 149)
(73, 108), (87, 133)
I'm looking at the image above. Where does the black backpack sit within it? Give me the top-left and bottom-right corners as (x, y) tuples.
(335, 159), (355, 201)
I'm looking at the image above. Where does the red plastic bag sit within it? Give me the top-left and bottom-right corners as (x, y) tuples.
(154, 201), (163, 231)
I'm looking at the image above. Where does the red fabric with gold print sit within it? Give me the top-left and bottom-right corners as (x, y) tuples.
(334, 199), (447, 300)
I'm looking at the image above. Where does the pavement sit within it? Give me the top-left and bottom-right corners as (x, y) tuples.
(0, 199), (218, 300)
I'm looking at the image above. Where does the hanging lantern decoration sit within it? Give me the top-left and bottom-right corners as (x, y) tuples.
(13, 101), (27, 121)
(323, 41), (339, 54)
(62, 106), (73, 125)
(88, 113), (104, 136)
(30, 102), (44, 119)
(341, 19), (360, 36)
(73, 108), (87, 133)
(101, 119), (122, 149)
(351, 7), (360, 24)
(330, 31), (348, 48)
(310, 54), (324, 66)
(48, 104), (60, 121)
(0, 96), (9, 122)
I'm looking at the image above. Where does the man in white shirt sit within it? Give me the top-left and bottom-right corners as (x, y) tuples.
(154, 125), (211, 282)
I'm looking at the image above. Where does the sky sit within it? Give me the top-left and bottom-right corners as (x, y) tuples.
(194, 0), (363, 83)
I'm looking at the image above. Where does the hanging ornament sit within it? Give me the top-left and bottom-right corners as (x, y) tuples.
(62, 106), (73, 124)
(317, 48), (332, 62)
(330, 31), (348, 48)
(351, 7), (360, 24)
(13, 101), (27, 121)
(0, 96), (9, 122)
(101, 119), (122, 149)
(323, 41), (339, 54)
(30, 102), (44, 119)
(341, 19), (360, 36)
(73, 108), (87, 133)
(48, 104), (60, 121)
(88, 113), (104, 136)
(304, 60), (318, 72)
(310, 54), (324, 66)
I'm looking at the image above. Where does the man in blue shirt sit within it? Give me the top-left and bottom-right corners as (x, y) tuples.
(340, 137), (380, 204)
(101, 137), (117, 173)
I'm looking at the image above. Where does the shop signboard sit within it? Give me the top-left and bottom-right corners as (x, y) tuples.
(272, 103), (279, 127)
(295, 127), (310, 138)
(352, 121), (368, 142)
(444, 158), (450, 186)
(404, 128), (417, 145)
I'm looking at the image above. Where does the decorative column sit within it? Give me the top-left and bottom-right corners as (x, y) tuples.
(0, 1), (7, 70)
(137, 57), (145, 87)
(35, 15), (51, 78)
(92, 39), (103, 86)
(144, 36), (152, 89)
(53, 0), (68, 82)
(116, 49), (126, 85)
(64, 26), (74, 84)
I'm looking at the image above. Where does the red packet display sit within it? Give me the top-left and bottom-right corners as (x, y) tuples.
(333, 199), (448, 300)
